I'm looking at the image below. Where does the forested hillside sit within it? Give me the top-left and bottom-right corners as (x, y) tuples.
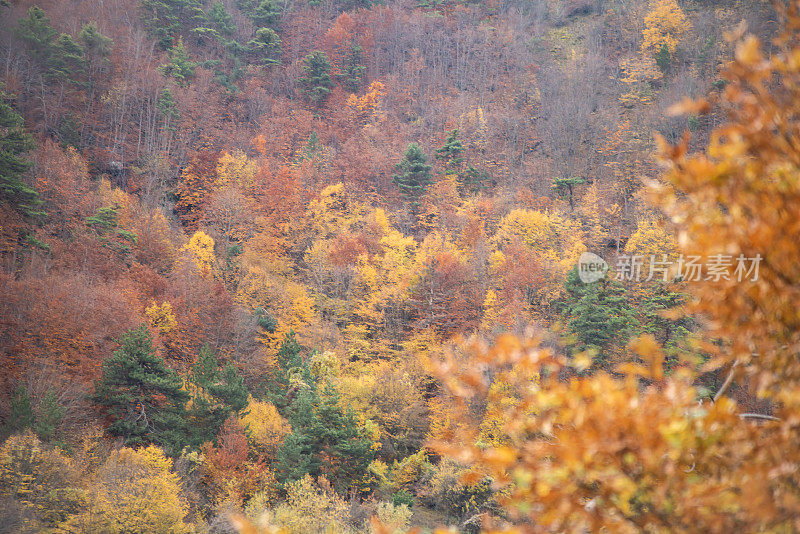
(1, 0), (797, 532)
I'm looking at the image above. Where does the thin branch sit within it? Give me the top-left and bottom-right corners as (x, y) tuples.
(713, 360), (739, 402)
(739, 413), (780, 422)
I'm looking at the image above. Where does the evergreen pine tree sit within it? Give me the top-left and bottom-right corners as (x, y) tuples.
(339, 44), (365, 92)
(206, 1), (234, 36)
(275, 380), (373, 493)
(159, 37), (197, 86)
(4, 386), (64, 441)
(552, 176), (585, 210)
(14, 6), (57, 64)
(187, 345), (249, 446)
(0, 90), (44, 219)
(299, 51), (334, 107)
(78, 22), (113, 61)
(8, 386), (34, 434)
(47, 34), (85, 85)
(157, 87), (180, 130)
(274, 385), (320, 483)
(250, 0), (282, 28)
(15, 7), (88, 86)
(435, 129), (464, 170)
(78, 22), (113, 90)
(311, 382), (373, 492)
(92, 325), (189, 454)
(640, 282), (692, 349)
(561, 266), (636, 366)
(139, 0), (205, 49)
(265, 331), (303, 412)
(461, 163), (490, 195)
(33, 390), (64, 442)
(393, 143), (432, 216)
(247, 27), (282, 66)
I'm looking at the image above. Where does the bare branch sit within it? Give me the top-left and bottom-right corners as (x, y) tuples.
(713, 360), (739, 402)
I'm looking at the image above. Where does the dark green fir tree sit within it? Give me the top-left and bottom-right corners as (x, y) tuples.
(206, 1), (234, 36)
(92, 325), (189, 454)
(159, 37), (197, 86)
(247, 27), (282, 66)
(561, 266), (636, 367)
(435, 129), (464, 171)
(393, 143), (432, 218)
(265, 331), (303, 413)
(299, 51), (334, 107)
(275, 380), (373, 494)
(139, 0), (205, 49)
(0, 90), (44, 219)
(251, 0), (282, 28)
(339, 44), (366, 92)
(187, 345), (249, 447)
(14, 6), (57, 64)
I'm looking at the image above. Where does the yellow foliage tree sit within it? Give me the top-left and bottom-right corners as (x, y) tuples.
(624, 216), (677, 257)
(259, 475), (351, 534)
(67, 445), (192, 533)
(216, 149), (257, 190)
(240, 398), (291, 460)
(619, 54), (663, 106)
(492, 208), (585, 301)
(346, 80), (387, 122)
(145, 301), (178, 334)
(641, 0), (690, 55)
(306, 182), (365, 240)
(181, 230), (217, 273)
(579, 182), (611, 250)
(431, 8), (800, 531)
(0, 431), (84, 531)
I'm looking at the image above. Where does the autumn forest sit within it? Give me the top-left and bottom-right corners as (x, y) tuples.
(2, 0), (800, 531)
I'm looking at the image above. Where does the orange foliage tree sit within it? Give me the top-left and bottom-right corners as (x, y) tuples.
(430, 6), (800, 532)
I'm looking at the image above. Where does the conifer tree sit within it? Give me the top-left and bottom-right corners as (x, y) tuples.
(0, 90), (44, 219)
(339, 44), (366, 92)
(299, 51), (334, 107)
(157, 87), (180, 130)
(435, 129), (464, 170)
(275, 380), (373, 493)
(248, 27), (282, 66)
(639, 282), (692, 350)
(206, 1), (234, 36)
(47, 34), (85, 84)
(15, 7), (89, 86)
(265, 331), (303, 412)
(159, 37), (196, 86)
(393, 143), (432, 218)
(33, 390), (64, 442)
(5, 387), (64, 442)
(561, 266), (636, 365)
(78, 22), (113, 62)
(274, 385), (320, 483)
(14, 6), (57, 64)
(461, 164), (490, 195)
(552, 176), (585, 210)
(7, 386), (34, 435)
(78, 22), (113, 90)
(312, 382), (373, 492)
(92, 325), (189, 454)
(187, 345), (249, 446)
(139, 0), (205, 49)
(250, 0), (282, 28)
